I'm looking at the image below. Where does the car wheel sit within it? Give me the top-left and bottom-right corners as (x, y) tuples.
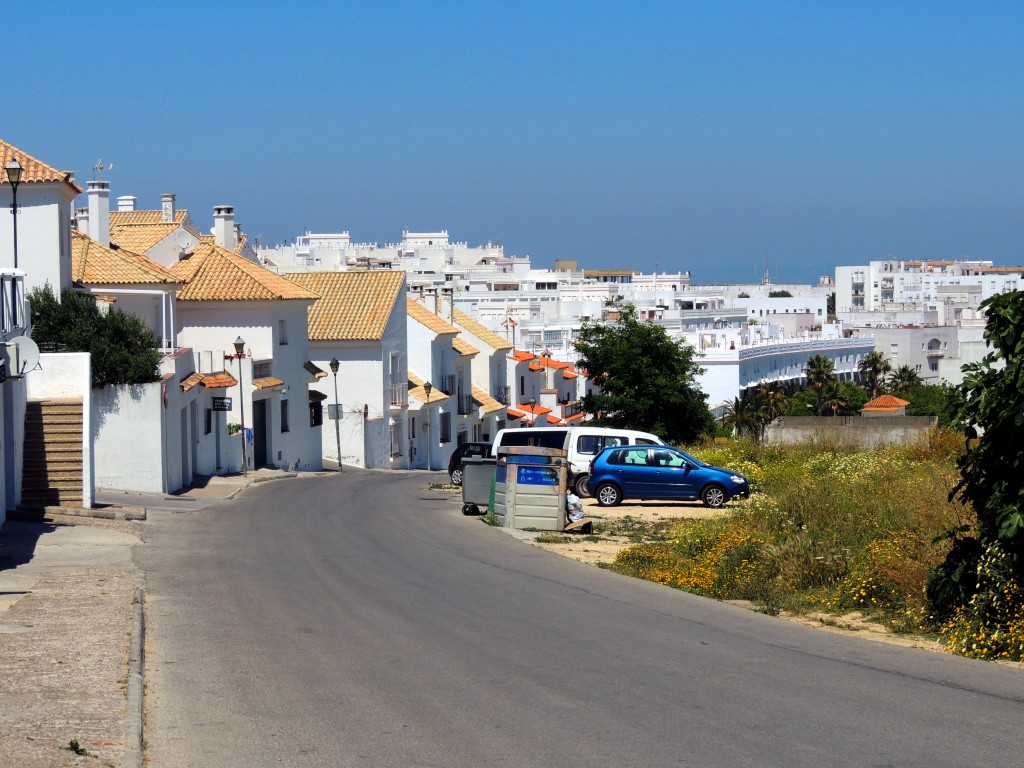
(595, 483), (622, 507)
(450, 467), (463, 486)
(701, 484), (727, 508)
(573, 473), (591, 498)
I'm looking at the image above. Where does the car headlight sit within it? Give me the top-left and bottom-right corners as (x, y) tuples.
(730, 475), (744, 484)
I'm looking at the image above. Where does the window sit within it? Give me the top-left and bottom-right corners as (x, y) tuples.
(278, 318), (288, 345)
(309, 401), (323, 427)
(440, 412), (452, 443)
(281, 399), (290, 432)
(204, 409), (212, 435)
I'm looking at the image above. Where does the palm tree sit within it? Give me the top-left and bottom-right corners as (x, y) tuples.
(821, 381), (848, 416)
(857, 351), (892, 398)
(804, 354), (837, 415)
(888, 364), (922, 395)
(720, 397), (759, 438)
(753, 385), (788, 440)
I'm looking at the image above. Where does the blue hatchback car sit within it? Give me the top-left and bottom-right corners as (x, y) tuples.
(586, 445), (749, 508)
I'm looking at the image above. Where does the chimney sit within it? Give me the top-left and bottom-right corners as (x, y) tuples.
(213, 205), (237, 250)
(161, 193), (176, 223)
(75, 207), (89, 233)
(117, 195), (137, 212)
(87, 180), (110, 244)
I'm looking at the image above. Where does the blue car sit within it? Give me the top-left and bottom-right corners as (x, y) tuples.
(585, 445), (749, 508)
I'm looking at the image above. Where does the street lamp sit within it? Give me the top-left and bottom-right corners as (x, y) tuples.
(423, 381), (433, 471)
(5, 157), (21, 324)
(529, 397), (536, 427)
(329, 357), (342, 472)
(226, 336), (249, 476)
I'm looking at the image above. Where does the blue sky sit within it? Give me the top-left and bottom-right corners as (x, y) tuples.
(7, 1), (1022, 283)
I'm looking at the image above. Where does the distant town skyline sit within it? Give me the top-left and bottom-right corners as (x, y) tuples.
(7, 2), (1022, 284)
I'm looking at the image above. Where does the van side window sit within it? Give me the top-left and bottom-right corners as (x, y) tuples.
(605, 436), (627, 448)
(577, 435), (602, 455)
(636, 438), (659, 445)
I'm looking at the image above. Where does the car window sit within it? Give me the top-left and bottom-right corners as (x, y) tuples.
(621, 448), (649, 465)
(636, 437), (659, 445)
(576, 435), (602, 455)
(650, 449), (687, 467)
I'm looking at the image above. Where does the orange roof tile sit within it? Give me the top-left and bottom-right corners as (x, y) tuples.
(471, 385), (505, 415)
(109, 209), (190, 227)
(288, 272), (405, 341)
(533, 355), (570, 370)
(201, 372), (237, 388)
(519, 403), (552, 416)
(563, 369), (579, 380)
(452, 308), (513, 350)
(171, 240), (319, 302)
(453, 337), (479, 357)
(507, 406), (528, 419)
(180, 372), (203, 392)
(252, 377), (284, 390)
(108, 222), (183, 254)
(545, 414), (561, 424)
(408, 370), (449, 403)
(864, 395), (910, 408)
(563, 412), (586, 423)
(510, 350), (535, 362)
(71, 231), (181, 286)
(0, 139), (81, 192)
(406, 299), (459, 335)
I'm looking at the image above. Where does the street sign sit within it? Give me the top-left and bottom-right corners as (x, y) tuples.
(212, 397), (232, 411)
(328, 404), (343, 420)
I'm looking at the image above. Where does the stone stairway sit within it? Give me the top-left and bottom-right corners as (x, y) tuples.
(22, 398), (83, 508)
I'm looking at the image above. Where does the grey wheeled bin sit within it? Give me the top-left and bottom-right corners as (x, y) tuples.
(461, 456), (496, 515)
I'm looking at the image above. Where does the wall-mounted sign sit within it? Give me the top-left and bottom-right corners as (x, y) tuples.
(212, 397), (232, 411)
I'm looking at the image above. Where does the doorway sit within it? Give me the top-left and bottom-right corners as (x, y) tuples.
(253, 399), (268, 468)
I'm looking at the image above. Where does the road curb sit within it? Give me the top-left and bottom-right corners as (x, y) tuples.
(9, 505), (147, 521)
(124, 577), (145, 768)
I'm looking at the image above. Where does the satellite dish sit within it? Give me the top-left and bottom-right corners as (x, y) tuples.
(174, 229), (192, 250)
(6, 336), (40, 378)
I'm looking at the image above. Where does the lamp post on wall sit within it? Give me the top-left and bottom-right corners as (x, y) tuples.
(529, 397), (536, 427)
(329, 357), (342, 472)
(5, 157), (21, 325)
(423, 381), (433, 471)
(226, 336), (249, 476)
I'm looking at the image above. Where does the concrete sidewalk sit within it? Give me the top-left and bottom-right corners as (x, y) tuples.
(0, 467), (319, 767)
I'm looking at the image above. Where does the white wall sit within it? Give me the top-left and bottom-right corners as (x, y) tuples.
(0, 182), (76, 295)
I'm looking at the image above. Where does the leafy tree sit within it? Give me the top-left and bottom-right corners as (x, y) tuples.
(768, 290), (792, 298)
(887, 364), (922, 395)
(804, 354), (836, 415)
(929, 291), (1024, 610)
(827, 292), (836, 320)
(821, 381), (849, 415)
(720, 396), (759, 439)
(575, 299), (715, 443)
(903, 383), (961, 426)
(857, 351), (892, 398)
(29, 285), (161, 389)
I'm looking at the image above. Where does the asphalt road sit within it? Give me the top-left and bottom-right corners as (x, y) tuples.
(138, 469), (1024, 768)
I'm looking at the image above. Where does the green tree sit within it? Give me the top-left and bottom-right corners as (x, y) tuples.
(903, 383), (961, 426)
(575, 299), (715, 443)
(857, 351), (892, 398)
(804, 354), (836, 415)
(720, 396), (759, 439)
(827, 292), (836, 321)
(887, 364), (922, 395)
(929, 290), (1024, 610)
(768, 290), (793, 298)
(29, 285), (161, 388)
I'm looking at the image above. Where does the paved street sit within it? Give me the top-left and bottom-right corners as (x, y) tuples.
(139, 469), (1024, 768)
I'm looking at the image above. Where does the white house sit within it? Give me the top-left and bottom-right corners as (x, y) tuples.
(287, 270), (408, 469)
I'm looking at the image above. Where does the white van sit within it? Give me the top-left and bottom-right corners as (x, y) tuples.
(491, 426), (665, 496)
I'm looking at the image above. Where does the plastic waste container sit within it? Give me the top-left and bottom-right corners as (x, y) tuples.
(461, 456), (496, 515)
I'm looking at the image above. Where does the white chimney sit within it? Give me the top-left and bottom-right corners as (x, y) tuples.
(116, 195), (137, 212)
(75, 207), (89, 233)
(87, 180), (110, 244)
(161, 193), (176, 223)
(213, 205), (237, 250)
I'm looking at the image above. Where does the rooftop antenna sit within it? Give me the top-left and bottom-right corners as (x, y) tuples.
(92, 159), (114, 180)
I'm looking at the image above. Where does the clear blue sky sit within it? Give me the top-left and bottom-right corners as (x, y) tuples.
(8, 1), (1022, 283)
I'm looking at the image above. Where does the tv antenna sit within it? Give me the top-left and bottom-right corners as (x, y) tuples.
(92, 159), (115, 179)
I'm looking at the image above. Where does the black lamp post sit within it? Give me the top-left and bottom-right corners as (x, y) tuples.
(529, 397), (536, 427)
(227, 336), (248, 476)
(329, 357), (342, 472)
(5, 157), (21, 325)
(423, 381), (433, 471)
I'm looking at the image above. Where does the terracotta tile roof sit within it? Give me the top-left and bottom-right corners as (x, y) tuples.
(108, 222), (183, 254)
(863, 395), (910, 408)
(545, 414), (562, 424)
(408, 370), (449, 403)
(180, 372), (203, 392)
(471, 385), (505, 415)
(519, 403), (552, 416)
(507, 406), (528, 419)
(171, 240), (320, 302)
(528, 362), (543, 371)
(452, 308), (513, 350)
(533, 354), (570, 370)
(252, 377), (284, 390)
(109, 210), (190, 227)
(510, 350), (535, 362)
(563, 412), (586, 423)
(304, 360), (327, 379)
(406, 299), (459, 335)
(0, 139), (82, 192)
(201, 372), (238, 388)
(288, 271), (405, 341)
(453, 337), (479, 357)
(563, 369), (579, 380)
(71, 231), (181, 286)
